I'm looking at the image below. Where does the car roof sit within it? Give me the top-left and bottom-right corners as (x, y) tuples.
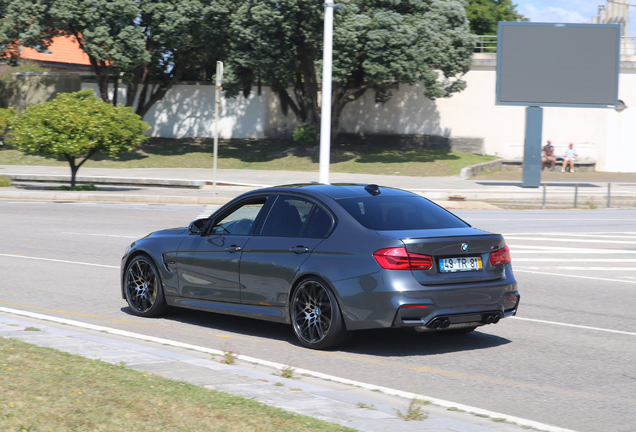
(258, 183), (417, 199)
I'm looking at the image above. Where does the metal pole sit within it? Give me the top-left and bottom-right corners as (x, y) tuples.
(522, 106), (543, 188)
(607, 182), (612, 208)
(542, 183), (547, 209)
(319, 2), (335, 185)
(574, 184), (578, 208)
(213, 61), (223, 195)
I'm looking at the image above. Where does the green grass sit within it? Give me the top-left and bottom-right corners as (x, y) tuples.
(0, 338), (355, 432)
(0, 137), (496, 177)
(0, 175), (11, 187)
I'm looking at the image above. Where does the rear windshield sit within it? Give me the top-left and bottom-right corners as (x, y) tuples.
(337, 196), (469, 231)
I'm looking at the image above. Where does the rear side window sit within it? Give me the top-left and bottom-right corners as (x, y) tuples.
(337, 196), (468, 230)
(260, 196), (333, 238)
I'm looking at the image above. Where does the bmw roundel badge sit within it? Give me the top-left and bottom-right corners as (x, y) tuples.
(461, 243), (468, 252)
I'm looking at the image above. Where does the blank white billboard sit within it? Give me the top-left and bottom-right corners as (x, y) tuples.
(496, 22), (621, 108)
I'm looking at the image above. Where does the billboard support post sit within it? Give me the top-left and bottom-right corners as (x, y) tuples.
(523, 106), (543, 188)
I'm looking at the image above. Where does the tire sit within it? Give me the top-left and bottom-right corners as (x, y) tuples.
(124, 255), (167, 317)
(290, 277), (347, 350)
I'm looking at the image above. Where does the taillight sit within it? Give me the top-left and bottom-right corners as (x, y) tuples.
(373, 247), (433, 270)
(490, 245), (511, 266)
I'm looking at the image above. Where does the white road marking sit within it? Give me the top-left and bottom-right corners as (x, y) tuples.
(504, 232), (636, 236)
(514, 269), (636, 284)
(513, 258), (636, 262)
(512, 316), (636, 337)
(534, 233), (636, 239)
(0, 253), (118, 269)
(515, 266), (636, 271)
(469, 218), (636, 221)
(62, 232), (139, 239)
(0, 306), (577, 432)
(506, 236), (636, 245)
(509, 245), (636, 254)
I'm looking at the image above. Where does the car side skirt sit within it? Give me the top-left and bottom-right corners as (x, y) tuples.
(166, 296), (290, 324)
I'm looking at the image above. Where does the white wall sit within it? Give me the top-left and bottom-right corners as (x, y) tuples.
(81, 82), (267, 139)
(337, 55), (636, 172)
(82, 55), (636, 172)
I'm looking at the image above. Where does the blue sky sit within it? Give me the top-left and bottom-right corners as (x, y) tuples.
(514, 0), (636, 36)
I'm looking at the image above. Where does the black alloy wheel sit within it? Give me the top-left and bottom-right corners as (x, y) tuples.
(124, 255), (167, 317)
(290, 277), (347, 349)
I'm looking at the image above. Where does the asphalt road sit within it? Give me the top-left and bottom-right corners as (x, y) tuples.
(1, 200), (635, 432)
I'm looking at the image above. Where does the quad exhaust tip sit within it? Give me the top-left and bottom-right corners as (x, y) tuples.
(483, 313), (501, 324)
(427, 313), (502, 330)
(427, 317), (451, 329)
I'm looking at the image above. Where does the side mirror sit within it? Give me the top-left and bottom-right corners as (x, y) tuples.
(188, 218), (209, 234)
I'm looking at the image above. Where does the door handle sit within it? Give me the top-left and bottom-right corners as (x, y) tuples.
(225, 245), (242, 253)
(289, 246), (309, 254)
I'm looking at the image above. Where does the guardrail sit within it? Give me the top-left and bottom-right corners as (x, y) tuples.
(542, 183), (614, 209)
(474, 35), (497, 53)
(474, 35), (636, 56)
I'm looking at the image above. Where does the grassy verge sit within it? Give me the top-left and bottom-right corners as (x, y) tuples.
(0, 337), (354, 432)
(0, 137), (495, 177)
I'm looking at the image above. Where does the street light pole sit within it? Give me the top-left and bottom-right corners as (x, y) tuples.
(213, 61), (223, 194)
(319, 2), (336, 184)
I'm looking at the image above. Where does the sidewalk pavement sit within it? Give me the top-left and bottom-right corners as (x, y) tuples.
(0, 309), (569, 432)
(2, 165), (636, 209)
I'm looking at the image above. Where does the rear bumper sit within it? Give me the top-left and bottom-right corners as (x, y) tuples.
(333, 268), (519, 331)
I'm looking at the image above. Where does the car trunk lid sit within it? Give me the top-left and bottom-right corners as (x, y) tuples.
(377, 227), (507, 285)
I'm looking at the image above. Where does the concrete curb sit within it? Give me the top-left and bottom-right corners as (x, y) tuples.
(0, 190), (232, 205)
(4, 173), (266, 189)
(460, 159), (503, 180)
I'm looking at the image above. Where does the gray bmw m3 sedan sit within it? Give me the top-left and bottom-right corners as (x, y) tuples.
(121, 184), (519, 349)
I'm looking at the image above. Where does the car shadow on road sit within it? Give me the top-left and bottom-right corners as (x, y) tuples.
(123, 307), (511, 356)
(343, 327), (511, 356)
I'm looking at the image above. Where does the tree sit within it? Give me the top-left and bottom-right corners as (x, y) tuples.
(6, 89), (149, 187)
(464, 0), (527, 35)
(229, 0), (476, 137)
(0, 0), (20, 63)
(3, 0), (232, 119)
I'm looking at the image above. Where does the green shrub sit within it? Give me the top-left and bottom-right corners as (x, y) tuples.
(0, 107), (17, 138)
(0, 175), (11, 187)
(7, 89), (150, 186)
(292, 121), (319, 147)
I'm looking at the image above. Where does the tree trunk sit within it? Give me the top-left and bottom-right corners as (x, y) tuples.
(135, 62), (183, 120)
(74, 32), (111, 105)
(113, 76), (119, 106)
(65, 155), (79, 188)
(64, 150), (97, 188)
(330, 82), (372, 142)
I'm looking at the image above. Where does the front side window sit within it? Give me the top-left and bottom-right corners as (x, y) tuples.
(210, 199), (267, 235)
(337, 196), (468, 231)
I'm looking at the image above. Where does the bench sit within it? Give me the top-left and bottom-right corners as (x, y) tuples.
(501, 159), (596, 172)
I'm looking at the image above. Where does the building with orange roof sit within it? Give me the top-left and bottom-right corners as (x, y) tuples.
(20, 35), (92, 72)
